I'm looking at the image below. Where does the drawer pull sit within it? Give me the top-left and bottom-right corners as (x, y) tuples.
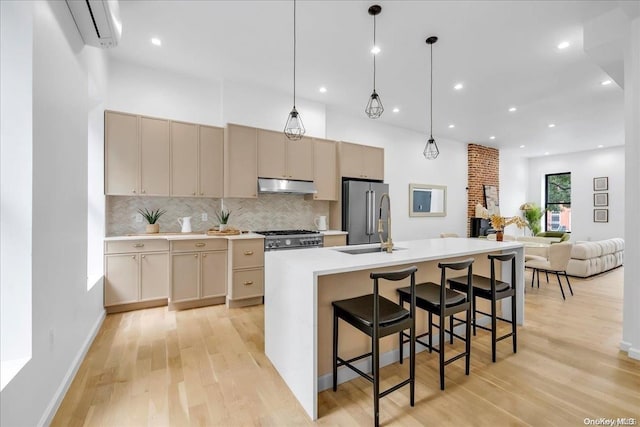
(133, 243), (145, 248)
(194, 254), (198, 258)
(141, 255), (145, 259)
(195, 243), (206, 247)
(243, 280), (254, 286)
(244, 250), (254, 255)
(131, 255), (136, 259)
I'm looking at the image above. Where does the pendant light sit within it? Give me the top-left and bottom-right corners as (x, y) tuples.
(284, 0), (305, 140)
(365, 5), (384, 119)
(423, 36), (439, 160)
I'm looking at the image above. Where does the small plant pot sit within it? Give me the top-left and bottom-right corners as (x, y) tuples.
(146, 223), (160, 234)
(219, 224), (228, 232)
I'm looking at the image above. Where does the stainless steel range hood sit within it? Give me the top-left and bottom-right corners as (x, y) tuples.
(258, 178), (317, 194)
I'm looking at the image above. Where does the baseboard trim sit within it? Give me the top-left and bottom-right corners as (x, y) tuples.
(38, 309), (106, 427)
(620, 340), (632, 352)
(318, 316), (491, 392)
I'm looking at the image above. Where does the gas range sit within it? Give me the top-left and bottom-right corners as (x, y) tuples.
(255, 229), (324, 251)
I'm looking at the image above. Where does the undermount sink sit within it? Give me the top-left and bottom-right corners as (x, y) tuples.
(334, 246), (406, 255)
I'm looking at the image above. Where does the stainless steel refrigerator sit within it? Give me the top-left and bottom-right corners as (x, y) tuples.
(342, 180), (389, 245)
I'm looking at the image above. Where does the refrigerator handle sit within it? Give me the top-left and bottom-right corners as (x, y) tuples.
(369, 190), (376, 235)
(365, 190), (371, 235)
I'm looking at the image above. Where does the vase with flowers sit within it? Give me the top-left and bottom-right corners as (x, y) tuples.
(486, 213), (527, 241)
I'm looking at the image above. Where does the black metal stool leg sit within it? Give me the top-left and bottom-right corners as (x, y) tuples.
(449, 315), (454, 344)
(439, 313), (445, 390)
(491, 298), (497, 363)
(428, 312), (433, 353)
(398, 296), (404, 364)
(511, 293), (517, 354)
(372, 334), (380, 427)
(465, 306), (471, 375)
(565, 272), (573, 295)
(333, 313), (338, 391)
(472, 294), (477, 336)
(555, 272), (566, 300)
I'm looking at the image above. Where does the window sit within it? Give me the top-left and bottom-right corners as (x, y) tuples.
(545, 172), (571, 232)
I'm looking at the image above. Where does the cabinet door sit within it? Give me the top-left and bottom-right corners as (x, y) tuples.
(339, 142), (363, 178)
(323, 234), (346, 247)
(312, 139), (337, 201)
(171, 253), (199, 302)
(105, 254), (139, 306)
(140, 252), (169, 301)
(171, 122), (198, 197)
(140, 117), (170, 196)
(257, 129), (286, 179)
(286, 136), (314, 181)
(224, 124), (257, 198)
(362, 146), (384, 180)
(201, 251), (227, 298)
(105, 111), (138, 195)
(199, 125), (224, 198)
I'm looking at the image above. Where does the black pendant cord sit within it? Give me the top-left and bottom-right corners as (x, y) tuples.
(293, 0), (297, 109)
(372, 13), (376, 92)
(429, 41), (433, 138)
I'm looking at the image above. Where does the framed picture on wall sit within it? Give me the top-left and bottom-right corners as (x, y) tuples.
(483, 184), (499, 214)
(593, 176), (608, 191)
(594, 209), (608, 223)
(593, 193), (608, 207)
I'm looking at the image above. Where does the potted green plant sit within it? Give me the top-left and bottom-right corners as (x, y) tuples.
(138, 208), (166, 234)
(520, 203), (545, 236)
(216, 208), (231, 231)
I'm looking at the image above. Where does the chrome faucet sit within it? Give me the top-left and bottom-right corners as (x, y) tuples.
(378, 193), (393, 253)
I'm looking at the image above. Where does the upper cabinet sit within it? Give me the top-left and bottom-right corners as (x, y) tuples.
(224, 124), (258, 198)
(310, 138), (337, 201)
(257, 129), (313, 181)
(105, 111), (170, 196)
(171, 122), (223, 197)
(339, 141), (384, 181)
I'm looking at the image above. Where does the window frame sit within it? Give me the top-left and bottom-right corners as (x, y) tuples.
(544, 172), (571, 232)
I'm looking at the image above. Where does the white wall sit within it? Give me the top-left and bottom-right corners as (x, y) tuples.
(0, 1), (106, 425)
(326, 108), (469, 239)
(526, 146), (625, 242)
(500, 148), (530, 236)
(107, 59), (224, 126)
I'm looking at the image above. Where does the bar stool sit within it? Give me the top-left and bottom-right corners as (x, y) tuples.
(448, 252), (517, 363)
(397, 259), (474, 390)
(332, 266), (417, 427)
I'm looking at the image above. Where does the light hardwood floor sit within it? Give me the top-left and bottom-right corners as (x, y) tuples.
(52, 267), (640, 426)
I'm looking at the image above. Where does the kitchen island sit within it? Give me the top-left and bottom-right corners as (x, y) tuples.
(264, 237), (524, 420)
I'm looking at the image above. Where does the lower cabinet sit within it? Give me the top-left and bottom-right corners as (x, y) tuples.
(170, 239), (227, 305)
(227, 237), (264, 307)
(104, 239), (169, 308)
(323, 234), (347, 247)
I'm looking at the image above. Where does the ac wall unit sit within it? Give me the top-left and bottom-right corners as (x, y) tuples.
(66, 0), (122, 48)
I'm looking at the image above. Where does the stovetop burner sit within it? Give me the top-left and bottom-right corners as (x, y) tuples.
(255, 229), (319, 236)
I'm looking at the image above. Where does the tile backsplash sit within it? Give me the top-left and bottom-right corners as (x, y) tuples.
(106, 194), (331, 236)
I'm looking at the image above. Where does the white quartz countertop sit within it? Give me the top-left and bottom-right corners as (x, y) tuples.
(265, 237), (523, 276)
(105, 232), (264, 241)
(320, 230), (348, 236)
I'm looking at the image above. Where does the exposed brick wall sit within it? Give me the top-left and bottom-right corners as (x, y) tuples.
(467, 144), (499, 236)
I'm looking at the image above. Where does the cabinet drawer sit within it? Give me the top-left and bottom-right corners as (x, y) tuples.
(231, 268), (264, 300)
(106, 239), (169, 254)
(232, 239), (264, 269)
(171, 239), (227, 252)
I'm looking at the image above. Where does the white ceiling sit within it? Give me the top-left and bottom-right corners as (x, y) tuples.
(108, 0), (638, 157)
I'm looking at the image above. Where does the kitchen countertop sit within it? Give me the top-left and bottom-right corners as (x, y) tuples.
(320, 230), (347, 236)
(104, 232), (264, 241)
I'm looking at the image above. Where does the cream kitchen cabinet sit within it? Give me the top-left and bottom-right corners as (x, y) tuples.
(257, 129), (314, 181)
(339, 141), (384, 180)
(170, 239), (227, 306)
(105, 111), (170, 196)
(309, 138), (337, 201)
(322, 234), (347, 247)
(224, 124), (258, 198)
(227, 238), (264, 307)
(104, 239), (169, 311)
(171, 122), (223, 197)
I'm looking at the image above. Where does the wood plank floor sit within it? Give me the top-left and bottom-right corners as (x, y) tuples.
(52, 267), (640, 426)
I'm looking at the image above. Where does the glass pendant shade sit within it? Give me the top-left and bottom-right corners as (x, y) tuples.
(365, 90), (384, 119)
(284, 107), (305, 141)
(423, 137), (439, 160)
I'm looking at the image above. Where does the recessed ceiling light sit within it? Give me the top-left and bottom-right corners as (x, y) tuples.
(371, 45), (380, 55)
(489, 136), (496, 140)
(601, 79), (612, 86)
(392, 107), (400, 113)
(453, 83), (464, 90)
(508, 107), (517, 112)
(519, 145), (525, 148)
(544, 151), (550, 155)
(319, 87), (327, 93)
(448, 124), (455, 128)
(548, 123), (556, 128)
(151, 37), (162, 46)
(557, 41), (570, 50)
(598, 144), (604, 148)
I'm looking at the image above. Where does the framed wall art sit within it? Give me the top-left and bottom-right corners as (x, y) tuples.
(593, 193), (608, 207)
(594, 209), (608, 223)
(593, 176), (608, 191)
(483, 184), (499, 214)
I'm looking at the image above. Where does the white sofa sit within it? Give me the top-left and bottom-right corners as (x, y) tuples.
(566, 238), (624, 277)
